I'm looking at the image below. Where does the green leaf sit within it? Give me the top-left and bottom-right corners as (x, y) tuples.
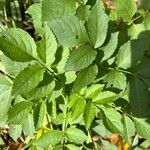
(33, 101), (47, 129)
(56, 47), (70, 74)
(144, 14), (150, 30)
(65, 45), (97, 72)
(128, 24), (145, 39)
(134, 57), (150, 79)
(65, 71), (77, 84)
(133, 118), (150, 139)
(100, 32), (119, 61)
(26, 3), (42, 32)
(12, 64), (45, 96)
(87, 2), (108, 48)
(34, 130), (63, 148)
(0, 75), (12, 115)
(102, 108), (124, 134)
(122, 115), (135, 140)
(8, 101), (33, 124)
(0, 28), (37, 62)
(0, 54), (29, 76)
(66, 127), (87, 144)
(83, 102), (96, 129)
(42, 0), (76, 21)
(85, 84), (104, 99)
(74, 65), (98, 91)
(49, 15), (88, 47)
(141, 0), (150, 10)
(129, 77), (150, 117)
(104, 70), (127, 90)
(114, 0), (137, 22)
(92, 120), (111, 137)
(9, 124), (22, 141)
(76, 5), (90, 21)
(22, 113), (35, 137)
(92, 91), (117, 105)
(115, 39), (147, 69)
(37, 27), (57, 67)
(68, 94), (86, 122)
(28, 81), (55, 101)
(66, 144), (82, 150)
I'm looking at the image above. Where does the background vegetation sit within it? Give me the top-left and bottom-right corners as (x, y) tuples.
(0, 0), (150, 149)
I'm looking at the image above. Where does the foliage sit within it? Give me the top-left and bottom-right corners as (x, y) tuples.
(0, 0), (150, 149)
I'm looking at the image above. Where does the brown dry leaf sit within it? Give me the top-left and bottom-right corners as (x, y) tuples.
(104, 134), (129, 150)
(8, 142), (23, 150)
(92, 134), (129, 150)
(102, 0), (115, 10)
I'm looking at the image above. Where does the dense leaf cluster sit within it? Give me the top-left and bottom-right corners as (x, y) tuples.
(0, 0), (150, 149)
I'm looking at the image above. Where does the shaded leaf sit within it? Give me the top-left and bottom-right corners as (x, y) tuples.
(65, 45), (97, 72)
(12, 64), (45, 96)
(87, 2), (108, 48)
(8, 101), (33, 124)
(74, 65), (98, 91)
(101, 32), (119, 61)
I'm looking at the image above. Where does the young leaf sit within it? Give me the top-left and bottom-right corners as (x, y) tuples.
(133, 118), (150, 139)
(0, 28), (37, 62)
(9, 124), (22, 141)
(104, 70), (127, 90)
(74, 65), (98, 91)
(49, 15), (88, 47)
(102, 108), (124, 134)
(65, 45), (97, 72)
(42, 0), (76, 21)
(66, 127), (87, 144)
(12, 64), (45, 96)
(83, 102), (96, 129)
(8, 101), (33, 124)
(115, 39), (147, 69)
(114, 0), (137, 22)
(34, 130), (63, 148)
(36, 27), (57, 67)
(92, 91), (117, 105)
(22, 113), (35, 137)
(87, 2), (108, 48)
(100, 32), (119, 61)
